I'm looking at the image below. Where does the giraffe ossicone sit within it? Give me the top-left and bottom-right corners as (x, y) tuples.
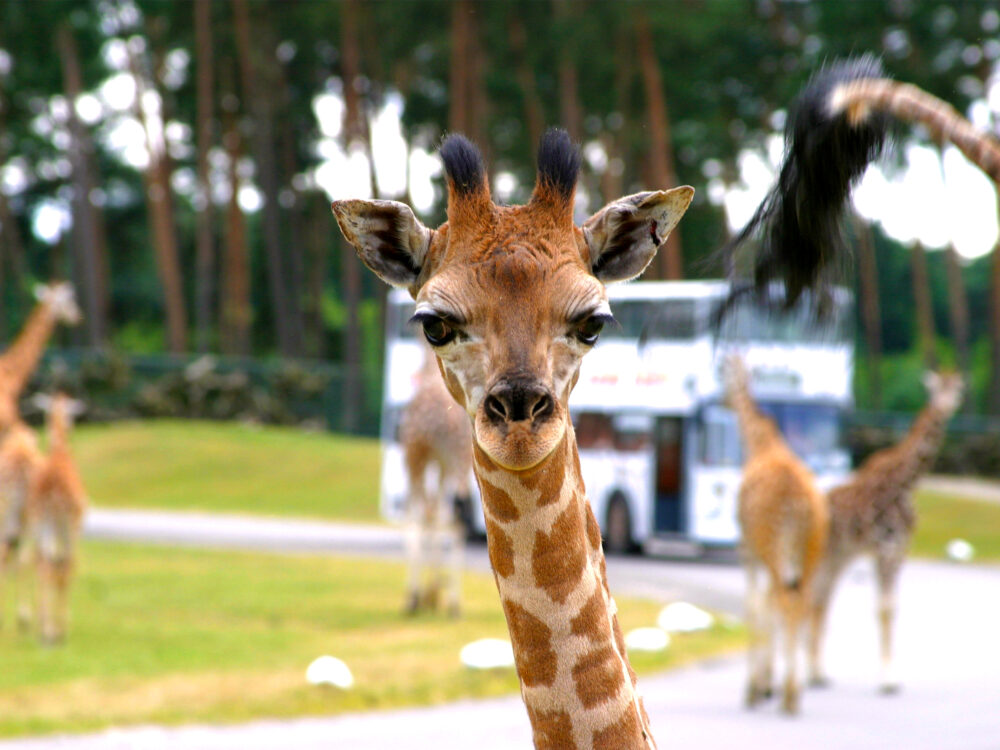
(333, 129), (693, 749)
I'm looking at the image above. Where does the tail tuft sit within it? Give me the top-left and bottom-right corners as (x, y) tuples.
(718, 55), (890, 318)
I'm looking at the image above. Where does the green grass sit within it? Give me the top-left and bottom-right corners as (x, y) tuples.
(912, 490), (1000, 562)
(0, 541), (743, 737)
(72, 420), (381, 522)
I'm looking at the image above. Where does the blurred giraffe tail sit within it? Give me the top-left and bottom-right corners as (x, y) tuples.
(717, 55), (890, 317)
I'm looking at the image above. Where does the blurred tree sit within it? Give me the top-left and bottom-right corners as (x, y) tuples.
(193, 0), (216, 353)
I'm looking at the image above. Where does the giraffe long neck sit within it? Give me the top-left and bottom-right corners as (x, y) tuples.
(473, 433), (655, 750)
(833, 78), (1000, 183)
(727, 380), (777, 458)
(0, 303), (57, 397)
(884, 400), (951, 487)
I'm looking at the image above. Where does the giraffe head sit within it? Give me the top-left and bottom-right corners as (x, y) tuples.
(32, 392), (86, 434)
(333, 130), (693, 470)
(33, 282), (82, 325)
(923, 371), (964, 416)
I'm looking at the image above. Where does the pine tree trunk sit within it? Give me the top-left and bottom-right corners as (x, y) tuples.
(339, 0), (368, 432)
(634, 10), (683, 280)
(232, 0), (302, 356)
(57, 23), (110, 346)
(910, 241), (937, 370)
(126, 36), (187, 353)
(509, 18), (544, 152)
(990, 211), (1000, 413)
(194, 0), (216, 352)
(944, 245), (971, 402)
(219, 78), (251, 357)
(853, 216), (883, 409)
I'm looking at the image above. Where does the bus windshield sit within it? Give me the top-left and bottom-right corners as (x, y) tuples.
(700, 401), (845, 469)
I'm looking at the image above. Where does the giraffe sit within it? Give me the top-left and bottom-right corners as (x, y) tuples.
(724, 355), (827, 715)
(0, 420), (43, 631)
(722, 54), (1000, 315)
(398, 345), (473, 616)
(333, 128), (693, 748)
(27, 393), (88, 644)
(0, 282), (83, 435)
(808, 371), (963, 693)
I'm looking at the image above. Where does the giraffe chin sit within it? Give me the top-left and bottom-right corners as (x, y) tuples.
(473, 416), (566, 472)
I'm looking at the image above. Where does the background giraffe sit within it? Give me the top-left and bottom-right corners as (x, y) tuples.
(0, 420), (42, 631)
(333, 128), (692, 748)
(724, 355), (827, 715)
(0, 282), (82, 435)
(808, 371), (963, 693)
(27, 393), (88, 644)
(398, 346), (473, 616)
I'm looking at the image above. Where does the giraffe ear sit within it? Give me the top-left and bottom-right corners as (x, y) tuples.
(583, 186), (694, 282)
(331, 199), (433, 288)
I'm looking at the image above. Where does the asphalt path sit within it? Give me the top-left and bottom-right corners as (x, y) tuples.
(4, 498), (999, 749)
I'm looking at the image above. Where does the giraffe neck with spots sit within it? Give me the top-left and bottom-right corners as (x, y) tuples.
(473, 432), (655, 750)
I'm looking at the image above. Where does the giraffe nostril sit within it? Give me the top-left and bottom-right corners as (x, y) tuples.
(484, 394), (508, 423)
(530, 392), (553, 421)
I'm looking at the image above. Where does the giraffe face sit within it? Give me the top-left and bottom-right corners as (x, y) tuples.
(412, 213), (610, 470)
(333, 130), (693, 470)
(924, 371), (964, 415)
(34, 282), (82, 325)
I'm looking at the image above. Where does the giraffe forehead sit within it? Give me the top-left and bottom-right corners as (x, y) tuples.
(420, 250), (605, 325)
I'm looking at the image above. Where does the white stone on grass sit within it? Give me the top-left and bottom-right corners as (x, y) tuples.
(657, 601), (715, 633)
(460, 638), (515, 669)
(624, 627), (670, 652)
(946, 538), (975, 563)
(305, 655), (354, 688)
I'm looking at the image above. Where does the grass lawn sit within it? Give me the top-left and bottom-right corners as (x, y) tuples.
(72, 420), (382, 522)
(911, 490), (1000, 563)
(0, 541), (743, 738)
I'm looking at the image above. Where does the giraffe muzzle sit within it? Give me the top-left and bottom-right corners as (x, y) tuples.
(483, 378), (554, 427)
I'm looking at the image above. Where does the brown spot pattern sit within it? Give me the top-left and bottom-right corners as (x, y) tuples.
(573, 644), (626, 709)
(532, 505), (587, 604)
(502, 599), (557, 687)
(526, 706), (577, 750)
(481, 483), (520, 522)
(592, 705), (644, 750)
(585, 503), (602, 551)
(570, 587), (605, 641)
(485, 518), (514, 578)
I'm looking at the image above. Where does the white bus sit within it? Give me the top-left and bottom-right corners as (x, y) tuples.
(379, 281), (854, 553)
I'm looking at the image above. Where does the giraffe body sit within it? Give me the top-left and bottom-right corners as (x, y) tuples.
(333, 129), (693, 748)
(27, 394), (88, 644)
(398, 349), (472, 615)
(0, 421), (42, 629)
(808, 372), (963, 692)
(726, 356), (827, 715)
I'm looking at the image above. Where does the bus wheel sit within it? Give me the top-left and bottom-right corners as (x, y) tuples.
(604, 494), (634, 555)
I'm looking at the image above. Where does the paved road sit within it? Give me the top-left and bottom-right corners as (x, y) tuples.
(4, 500), (997, 749)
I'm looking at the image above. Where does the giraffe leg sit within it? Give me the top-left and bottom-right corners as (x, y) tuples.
(744, 559), (774, 707)
(779, 589), (805, 716)
(51, 559), (73, 644)
(807, 575), (834, 688)
(444, 508), (464, 619)
(875, 551), (903, 694)
(36, 557), (57, 645)
(403, 503), (424, 615)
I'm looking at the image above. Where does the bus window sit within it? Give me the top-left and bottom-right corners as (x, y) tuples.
(575, 412), (615, 449)
(603, 299), (700, 340)
(611, 413), (653, 452)
(700, 405), (741, 467)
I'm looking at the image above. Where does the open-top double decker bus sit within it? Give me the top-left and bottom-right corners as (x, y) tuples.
(379, 281), (854, 554)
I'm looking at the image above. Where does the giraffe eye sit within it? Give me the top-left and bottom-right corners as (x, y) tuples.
(418, 315), (456, 346)
(574, 314), (610, 345)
